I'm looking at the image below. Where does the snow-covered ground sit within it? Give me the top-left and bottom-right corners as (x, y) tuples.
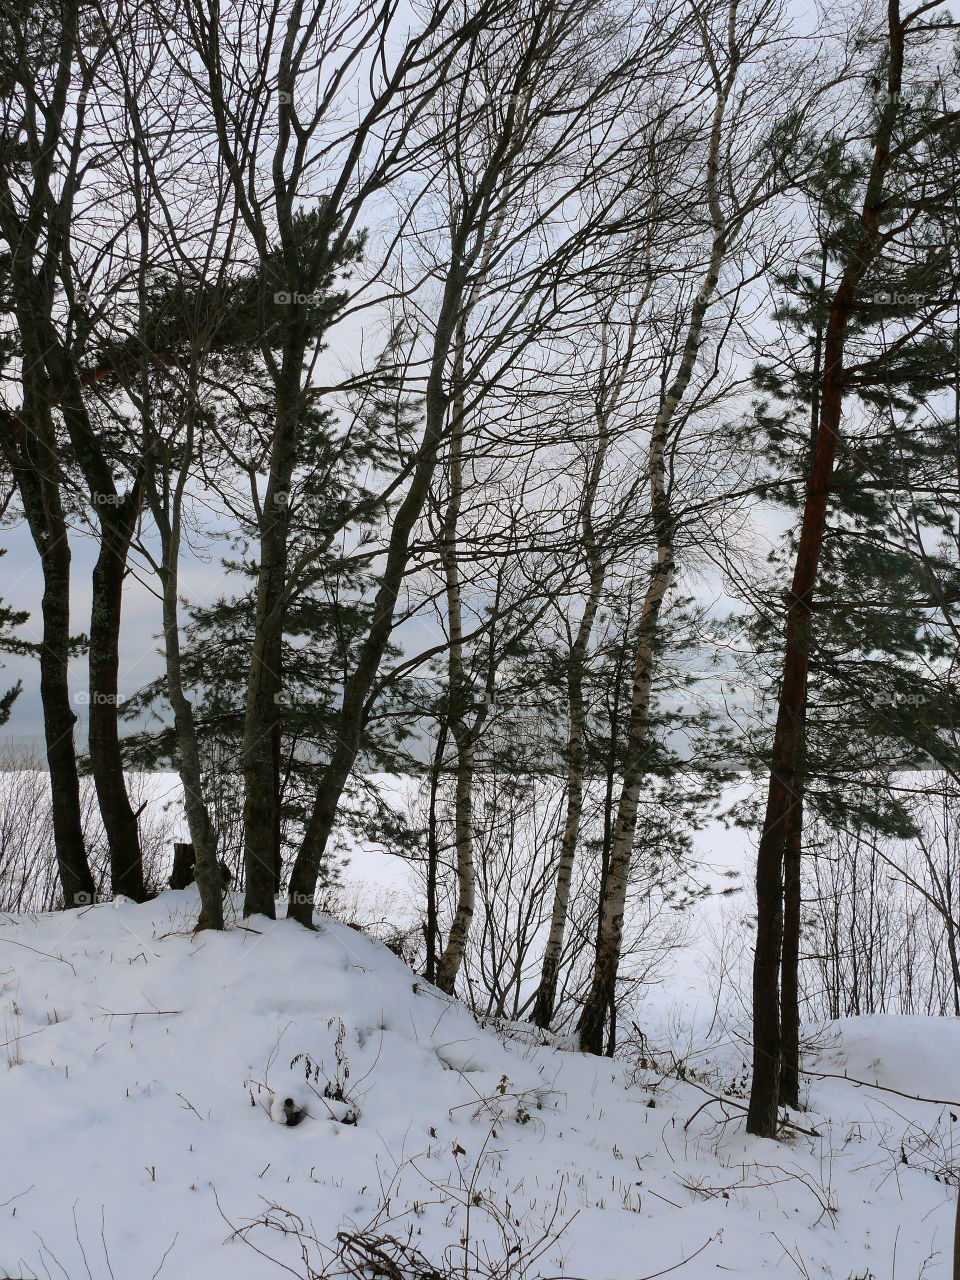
(1, 890), (958, 1279)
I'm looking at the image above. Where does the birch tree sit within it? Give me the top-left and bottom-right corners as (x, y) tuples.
(531, 293), (656, 1029)
(578, 0), (808, 1052)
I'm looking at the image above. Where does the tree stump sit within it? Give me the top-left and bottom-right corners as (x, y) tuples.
(169, 843), (233, 892)
(169, 842), (196, 890)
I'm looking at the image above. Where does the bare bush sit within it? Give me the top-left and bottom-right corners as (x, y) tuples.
(406, 759), (689, 1032)
(218, 1128), (572, 1280)
(0, 746), (177, 910)
(803, 775), (960, 1019)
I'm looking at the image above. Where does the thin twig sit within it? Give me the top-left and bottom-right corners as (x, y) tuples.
(677, 1074), (820, 1137)
(0, 938), (77, 974)
(803, 1066), (960, 1111)
(95, 1007), (182, 1019)
(543, 1234), (717, 1280)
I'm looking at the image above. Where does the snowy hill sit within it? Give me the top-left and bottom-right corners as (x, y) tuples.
(1, 893), (957, 1279)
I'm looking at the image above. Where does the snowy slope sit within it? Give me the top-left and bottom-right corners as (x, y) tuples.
(0, 893), (957, 1279)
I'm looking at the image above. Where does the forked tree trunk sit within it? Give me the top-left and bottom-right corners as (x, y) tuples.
(286, 214), (484, 926)
(37, 298), (155, 903)
(0, 1), (94, 908)
(532, 304), (646, 1030)
(154, 449), (224, 932)
(0, 411), (94, 909)
(532, 513), (604, 1027)
(746, 6), (905, 1137)
(30, 331), (151, 906)
(423, 190), (515, 979)
(286, 302), (458, 924)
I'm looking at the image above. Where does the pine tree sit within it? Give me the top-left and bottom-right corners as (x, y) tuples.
(745, 23), (960, 1130)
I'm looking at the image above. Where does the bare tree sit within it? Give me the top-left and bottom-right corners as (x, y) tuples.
(162, 0), (525, 918)
(531, 285), (656, 1028)
(0, 0), (107, 906)
(578, 0), (800, 1053)
(285, 0), (685, 926)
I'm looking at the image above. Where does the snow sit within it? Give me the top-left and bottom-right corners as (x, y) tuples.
(0, 892), (957, 1279)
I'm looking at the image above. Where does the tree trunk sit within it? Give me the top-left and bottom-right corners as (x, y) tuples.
(271, 699), (283, 894)
(40, 524), (95, 908)
(779, 781), (803, 1110)
(425, 718), (448, 984)
(243, 367), (303, 918)
(435, 315), (483, 995)
(746, 3), (904, 1136)
(89, 499), (145, 901)
(0, 414), (94, 910)
(533, 312), (640, 1028)
(435, 722), (475, 993)
(169, 842), (197, 889)
(576, 24), (734, 1051)
(158, 517), (224, 931)
(0, 0), (98, 909)
(145, 389), (224, 931)
(38, 328), (150, 906)
(286, 254), (468, 927)
(577, 537), (673, 1053)
(533, 554), (603, 1027)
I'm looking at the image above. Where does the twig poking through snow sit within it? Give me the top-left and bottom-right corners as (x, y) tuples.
(0, 938), (76, 974)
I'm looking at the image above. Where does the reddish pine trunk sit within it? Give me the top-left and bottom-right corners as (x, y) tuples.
(779, 783), (803, 1110)
(746, 2), (904, 1135)
(747, 318), (845, 1137)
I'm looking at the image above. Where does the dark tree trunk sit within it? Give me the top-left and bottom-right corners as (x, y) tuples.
(169, 842), (197, 890)
(287, 748), (356, 925)
(243, 356), (306, 919)
(242, 408), (295, 917)
(271, 710), (283, 895)
(425, 718), (448, 985)
(0, 405), (95, 910)
(15, 456), (94, 908)
(747, 425), (827, 1137)
(37, 335), (149, 906)
(286, 262), (465, 928)
(89, 499), (145, 901)
(157, 512), (224, 931)
(747, 4), (904, 1135)
(779, 782), (803, 1110)
(40, 512), (96, 908)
